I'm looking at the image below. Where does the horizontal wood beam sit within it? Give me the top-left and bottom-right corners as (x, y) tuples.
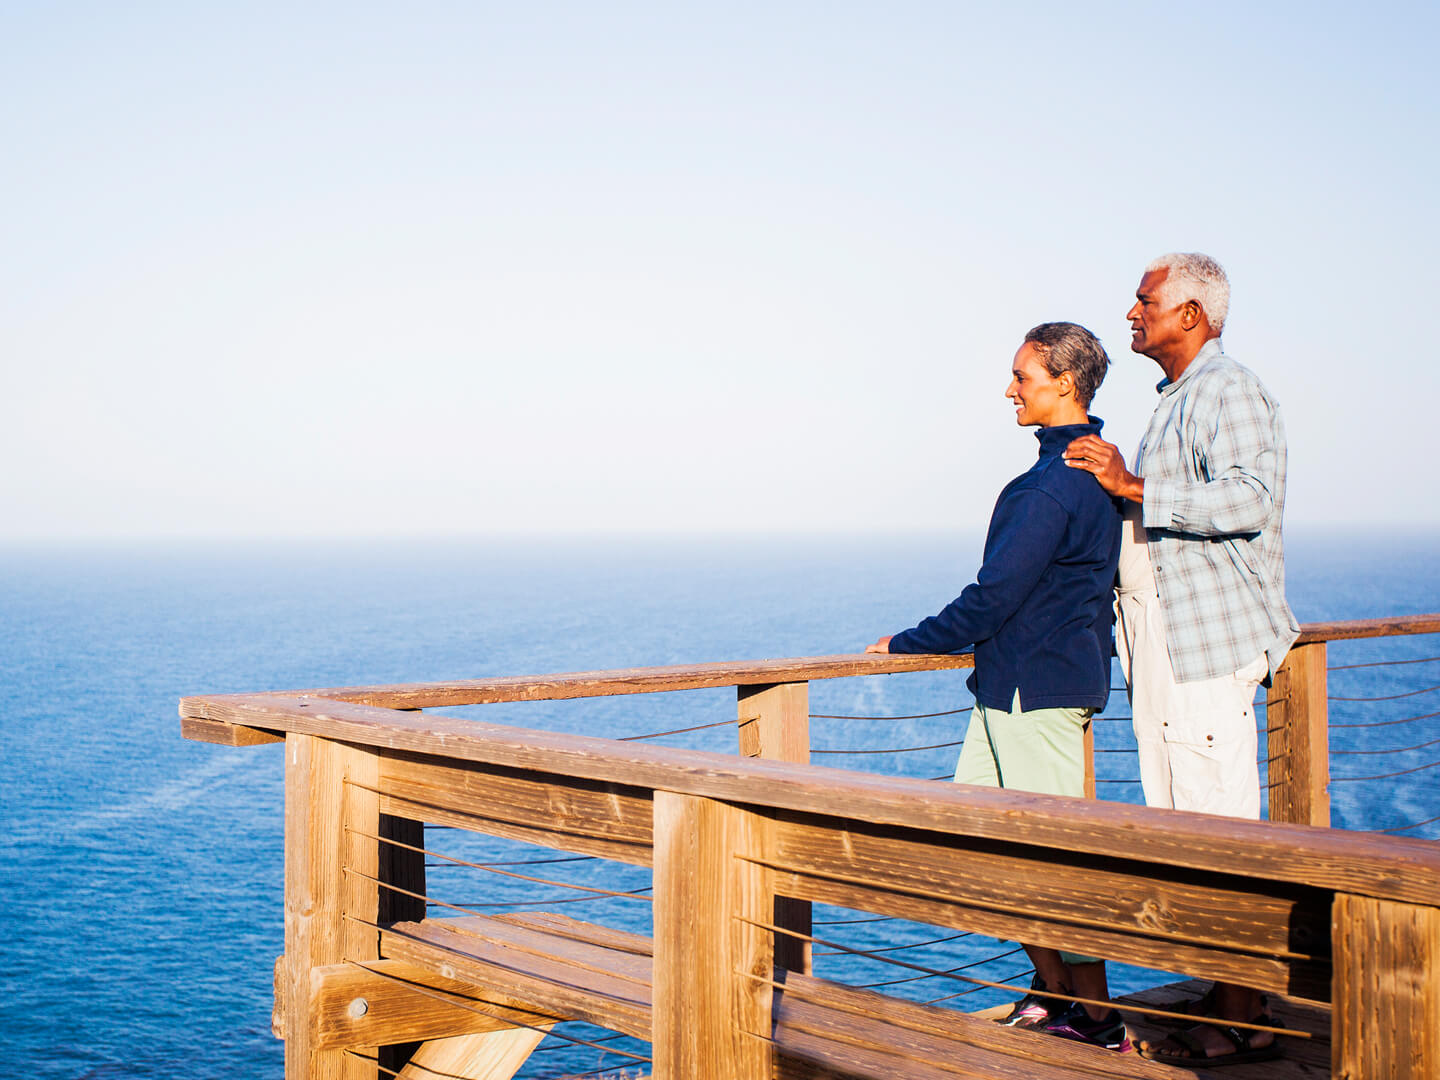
(178, 613), (1436, 721)
(1295, 612), (1440, 643)
(379, 750), (654, 866)
(769, 811), (1331, 1000)
(181, 715), (283, 745)
(305, 958), (563, 1050)
(776, 971), (1184, 1080)
(188, 652), (976, 712)
(380, 916), (653, 1040)
(180, 693), (1440, 908)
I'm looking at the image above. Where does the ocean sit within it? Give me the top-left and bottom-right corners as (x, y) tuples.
(3, 530), (1437, 1079)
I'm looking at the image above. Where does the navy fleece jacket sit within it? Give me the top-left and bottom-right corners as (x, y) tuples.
(889, 420), (1122, 711)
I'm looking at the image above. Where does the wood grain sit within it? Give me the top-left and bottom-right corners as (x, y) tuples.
(652, 791), (774, 1079)
(183, 694), (1440, 908)
(284, 734), (377, 1079)
(776, 971), (1190, 1080)
(1332, 893), (1440, 1079)
(186, 652), (975, 712)
(396, 1028), (552, 1080)
(178, 614), (1435, 725)
(308, 960), (561, 1049)
(738, 682), (813, 977)
(1267, 642), (1331, 827)
(378, 750), (654, 865)
(379, 916), (653, 1040)
(1295, 613), (1440, 643)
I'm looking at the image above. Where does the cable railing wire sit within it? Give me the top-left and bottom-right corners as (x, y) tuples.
(809, 706), (972, 720)
(1331, 758), (1440, 782)
(351, 825), (643, 902)
(1375, 813), (1440, 834)
(1329, 682), (1440, 703)
(851, 945), (1025, 991)
(1331, 708), (1440, 729)
(813, 738), (963, 756)
(733, 915), (1305, 1038)
(341, 953), (651, 1065)
(1330, 735), (1440, 756)
(1329, 654), (1440, 672)
(813, 930), (974, 958)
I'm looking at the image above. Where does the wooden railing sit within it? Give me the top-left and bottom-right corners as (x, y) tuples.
(182, 614), (1440, 1079)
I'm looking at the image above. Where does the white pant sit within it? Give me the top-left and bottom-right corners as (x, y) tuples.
(1116, 587), (1267, 819)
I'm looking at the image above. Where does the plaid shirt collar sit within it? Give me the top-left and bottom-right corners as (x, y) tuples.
(1156, 337), (1224, 398)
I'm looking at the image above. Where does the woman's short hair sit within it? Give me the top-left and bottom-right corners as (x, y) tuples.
(1023, 322), (1111, 408)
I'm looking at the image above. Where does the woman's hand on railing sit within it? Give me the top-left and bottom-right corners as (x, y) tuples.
(865, 636), (893, 654)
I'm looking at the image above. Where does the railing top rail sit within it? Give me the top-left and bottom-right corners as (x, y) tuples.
(198, 652), (975, 710)
(186, 615), (1436, 710)
(180, 691), (1440, 907)
(1295, 612), (1440, 643)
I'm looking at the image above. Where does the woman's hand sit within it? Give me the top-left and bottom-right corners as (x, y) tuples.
(865, 635), (893, 654)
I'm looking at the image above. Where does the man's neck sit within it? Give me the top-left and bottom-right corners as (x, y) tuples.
(1154, 333), (1219, 383)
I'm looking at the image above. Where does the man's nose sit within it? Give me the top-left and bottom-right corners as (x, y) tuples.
(1126, 301), (1142, 321)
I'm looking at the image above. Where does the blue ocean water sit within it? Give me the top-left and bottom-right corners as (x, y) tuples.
(2, 531), (1437, 1079)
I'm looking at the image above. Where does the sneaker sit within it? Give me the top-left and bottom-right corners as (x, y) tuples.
(1039, 1002), (1132, 1052)
(996, 974), (1070, 1029)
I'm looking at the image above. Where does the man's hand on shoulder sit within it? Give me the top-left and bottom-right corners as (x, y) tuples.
(865, 636), (893, 654)
(1064, 434), (1145, 503)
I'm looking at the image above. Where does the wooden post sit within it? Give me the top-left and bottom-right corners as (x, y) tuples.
(285, 734), (382, 1080)
(652, 790), (776, 1080)
(737, 682), (812, 975)
(1332, 892), (1440, 1078)
(1083, 718), (1096, 800)
(376, 813), (427, 1076)
(1266, 641), (1330, 826)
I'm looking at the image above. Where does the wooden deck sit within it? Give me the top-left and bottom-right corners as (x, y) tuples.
(181, 613), (1440, 1079)
(1116, 981), (1331, 1080)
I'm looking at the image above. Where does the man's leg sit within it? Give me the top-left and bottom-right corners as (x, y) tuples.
(1135, 655), (1277, 1061)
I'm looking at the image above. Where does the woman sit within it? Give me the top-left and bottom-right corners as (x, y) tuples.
(866, 321), (1125, 1051)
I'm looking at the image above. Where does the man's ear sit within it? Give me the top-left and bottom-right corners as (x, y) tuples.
(1180, 299), (1203, 330)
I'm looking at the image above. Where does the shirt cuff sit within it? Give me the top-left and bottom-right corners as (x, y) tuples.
(1142, 479), (1177, 531)
(888, 629), (920, 653)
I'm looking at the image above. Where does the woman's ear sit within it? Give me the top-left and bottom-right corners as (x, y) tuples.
(1057, 370), (1075, 398)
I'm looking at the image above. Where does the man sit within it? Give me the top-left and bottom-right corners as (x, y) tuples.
(867, 322), (1128, 1052)
(1065, 253), (1299, 1067)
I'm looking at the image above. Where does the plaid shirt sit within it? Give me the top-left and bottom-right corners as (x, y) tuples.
(1136, 339), (1300, 683)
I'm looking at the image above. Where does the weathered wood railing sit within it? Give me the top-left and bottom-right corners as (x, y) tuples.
(182, 614), (1440, 1079)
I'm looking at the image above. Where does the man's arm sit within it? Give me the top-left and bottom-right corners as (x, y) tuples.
(1064, 435), (1143, 502)
(873, 490), (1067, 654)
(1141, 383), (1281, 536)
(1066, 383), (1282, 537)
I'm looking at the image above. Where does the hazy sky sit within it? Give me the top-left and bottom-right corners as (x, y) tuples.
(5, 2), (1437, 540)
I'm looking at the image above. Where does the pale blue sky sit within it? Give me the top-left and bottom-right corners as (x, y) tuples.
(4, 2), (1437, 539)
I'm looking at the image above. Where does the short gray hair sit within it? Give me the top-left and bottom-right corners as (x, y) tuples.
(1145, 252), (1230, 334)
(1023, 322), (1110, 408)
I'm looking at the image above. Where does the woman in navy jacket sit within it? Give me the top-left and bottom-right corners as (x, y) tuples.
(866, 322), (1126, 1051)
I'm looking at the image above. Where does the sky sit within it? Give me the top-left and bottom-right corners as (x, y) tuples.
(4, 1), (1437, 540)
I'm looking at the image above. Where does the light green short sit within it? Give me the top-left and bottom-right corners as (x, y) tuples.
(954, 690), (1090, 797)
(954, 690), (1096, 964)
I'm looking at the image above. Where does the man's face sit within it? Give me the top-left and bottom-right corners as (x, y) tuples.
(1005, 342), (1066, 427)
(1127, 269), (1189, 358)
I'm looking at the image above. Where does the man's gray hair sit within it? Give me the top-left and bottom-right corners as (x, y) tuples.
(1023, 322), (1110, 409)
(1146, 252), (1230, 334)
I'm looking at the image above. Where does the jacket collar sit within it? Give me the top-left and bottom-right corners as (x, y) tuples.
(1035, 417), (1103, 458)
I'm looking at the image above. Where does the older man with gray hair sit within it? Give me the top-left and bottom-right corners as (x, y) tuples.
(1064, 253), (1299, 1067)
